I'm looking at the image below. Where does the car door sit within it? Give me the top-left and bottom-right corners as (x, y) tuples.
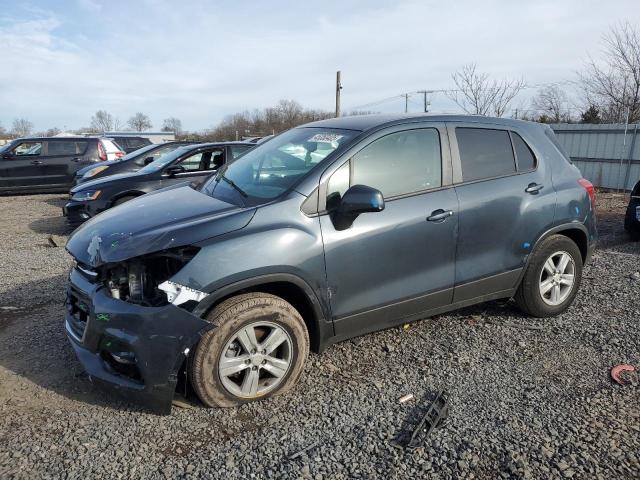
(0, 140), (45, 189)
(318, 124), (458, 338)
(161, 147), (225, 187)
(41, 139), (90, 188)
(448, 123), (556, 302)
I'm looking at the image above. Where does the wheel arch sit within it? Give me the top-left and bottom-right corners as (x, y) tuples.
(524, 223), (590, 273)
(109, 190), (145, 207)
(192, 274), (333, 353)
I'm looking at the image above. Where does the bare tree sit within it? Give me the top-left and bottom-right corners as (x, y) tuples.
(531, 85), (572, 123)
(11, 118), (34, 137)
(579, 22), (640, 123)
(205, 99), (332, 141)
(90, 110), (114, 132)
(447, 63), (525, 117)
(0, 122), (5, 135)
(45, 127), (62, 137)
(162, 117), (182, 134)
(127, 113), (152, 132)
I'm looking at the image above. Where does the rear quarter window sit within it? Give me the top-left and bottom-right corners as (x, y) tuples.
(456, 128), (516, 182)
(511, 132), (536, 171)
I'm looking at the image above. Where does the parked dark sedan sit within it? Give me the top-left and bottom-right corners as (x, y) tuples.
(74, 141), (195, 185)
(63, 141), (255, 225)
(0, 136), (124, 194)
(624, 179), (640, 239)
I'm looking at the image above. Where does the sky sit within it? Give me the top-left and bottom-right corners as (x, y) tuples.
(0, 0), (639, 132)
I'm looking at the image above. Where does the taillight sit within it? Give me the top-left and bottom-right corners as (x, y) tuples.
(578, 178), (596, 206)
(115, 151), (125, 158)
(97, 141), (107, 161)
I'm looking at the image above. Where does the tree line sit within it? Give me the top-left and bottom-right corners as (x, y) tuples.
(2, 22), (639, 140)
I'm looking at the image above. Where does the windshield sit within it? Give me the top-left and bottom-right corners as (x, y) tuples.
(138, 145), (199, 173)
(202, 127), (355, 207)
(119, 143), (158, 161)
(0, 141), (16, 153)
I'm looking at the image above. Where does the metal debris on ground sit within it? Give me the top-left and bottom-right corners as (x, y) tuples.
(394, 390), (449, 450)
(611, 364), (636, 385)
(287, 442), (320, 460)
(171, 398), (194, 409)
(398, 393), (414, 404)
(47, 234), (66, 248)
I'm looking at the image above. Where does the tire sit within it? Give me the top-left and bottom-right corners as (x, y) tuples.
(624, 201), (640, 241)
(190, 293), (309, 408)
(113, 195), (137, 207)
(515, 234), (583, 318)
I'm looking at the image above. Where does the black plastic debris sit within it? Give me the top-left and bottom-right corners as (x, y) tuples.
(393, 390), (449, 450)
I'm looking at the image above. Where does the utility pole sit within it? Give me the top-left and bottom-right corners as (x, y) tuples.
(417, 90), (430, 112)
(335, 71), (342, 117)
(402, 93), (409, 113)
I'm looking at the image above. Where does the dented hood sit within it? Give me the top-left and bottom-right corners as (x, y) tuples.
(66, 185), (255, 267)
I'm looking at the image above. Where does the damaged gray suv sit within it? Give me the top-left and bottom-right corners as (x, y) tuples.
(65, 114), (597, 413)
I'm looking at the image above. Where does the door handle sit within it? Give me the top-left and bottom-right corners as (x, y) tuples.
(427, 209), (454, 222)
(71, 157), (81, 162)
(30, 160), (43, 165)
(525, 183), (544, 194)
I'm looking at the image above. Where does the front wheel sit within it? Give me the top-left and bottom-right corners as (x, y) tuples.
(515, 235), (583, 317)
(190, 293), (309, 407)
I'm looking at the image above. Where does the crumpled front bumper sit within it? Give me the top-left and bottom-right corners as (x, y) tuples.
(65, 267), (212, 414)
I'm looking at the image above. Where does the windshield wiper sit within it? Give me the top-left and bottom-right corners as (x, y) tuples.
(217, 174), (248, 198)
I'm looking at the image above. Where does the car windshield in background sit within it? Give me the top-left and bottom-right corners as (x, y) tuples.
(202, 128), (355, 207)
(119, 143), (158, 161)
(138, 145), (196, 173)
(0, 142), (15, 153)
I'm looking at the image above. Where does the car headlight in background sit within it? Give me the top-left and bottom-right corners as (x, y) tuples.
(83, 166), (109, 178)
(71, 190), (101, 202)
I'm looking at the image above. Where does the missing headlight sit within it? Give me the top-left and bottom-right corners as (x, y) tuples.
(103, 246), (200, 306)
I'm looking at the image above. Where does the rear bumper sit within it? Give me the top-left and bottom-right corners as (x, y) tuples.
(65, 267), (212, 414)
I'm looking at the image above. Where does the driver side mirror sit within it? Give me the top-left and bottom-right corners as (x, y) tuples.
(332, 184), (384, 230)
(143, 156), (155, 165)
(164, 165), (185, 177)
(337, 184), (385, 215)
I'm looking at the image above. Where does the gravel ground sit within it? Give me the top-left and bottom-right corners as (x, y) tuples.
(0, 193), (638, 479)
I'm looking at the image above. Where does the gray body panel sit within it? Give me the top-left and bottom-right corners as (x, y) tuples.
(64, 114), (597, 413)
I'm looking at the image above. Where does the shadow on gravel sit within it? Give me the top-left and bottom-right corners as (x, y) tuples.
(29, 215), (73, 236)
(0, 274), (149, 414)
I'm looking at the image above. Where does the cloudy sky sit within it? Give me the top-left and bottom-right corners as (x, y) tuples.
(0, 0), (638, 132)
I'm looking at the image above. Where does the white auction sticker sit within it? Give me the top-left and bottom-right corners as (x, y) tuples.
(307, 133), (343, 143)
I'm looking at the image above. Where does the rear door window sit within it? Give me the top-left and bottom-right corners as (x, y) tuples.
(349, 128), (442, 198)
(177, 148), (224, 171)
(456, 128), (516, 182)
(230, 145), (253, 158)
(47, 141), (88, 156)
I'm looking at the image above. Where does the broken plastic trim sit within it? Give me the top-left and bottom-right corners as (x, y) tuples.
(158, 280), (208, 306)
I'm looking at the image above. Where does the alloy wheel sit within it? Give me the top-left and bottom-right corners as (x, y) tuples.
(218, 321), (293, 398)
(538, 250), (576, 306)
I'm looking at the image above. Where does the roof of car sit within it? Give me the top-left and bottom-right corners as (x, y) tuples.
(301, 114), (543, 132)
(12, 136), (106, 142)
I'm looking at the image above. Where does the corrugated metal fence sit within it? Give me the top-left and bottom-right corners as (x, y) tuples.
(551, 123), (640, 191)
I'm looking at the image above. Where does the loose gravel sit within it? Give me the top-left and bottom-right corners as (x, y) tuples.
(0, 193), (638, 479)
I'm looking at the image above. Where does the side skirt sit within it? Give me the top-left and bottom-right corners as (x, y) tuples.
(324, 269), (521, 349)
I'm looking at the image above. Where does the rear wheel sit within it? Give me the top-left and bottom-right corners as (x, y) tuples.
(190, 293), (309, 407)
(515, 235), (583, 317)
